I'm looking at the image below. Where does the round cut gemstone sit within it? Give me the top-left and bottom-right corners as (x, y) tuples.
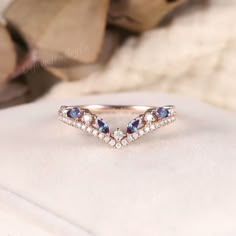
(96, 118), (109, 134)
(113, 129), (124, 141)
(127, 118), (140, 134)
(67, 107), (81, 119)
(156, 107), (169, 119)
(144, 112), (154, 122)
(82, 113), (92, 123)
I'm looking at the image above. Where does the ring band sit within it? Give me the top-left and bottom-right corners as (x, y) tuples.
(58, 105), (176, 149)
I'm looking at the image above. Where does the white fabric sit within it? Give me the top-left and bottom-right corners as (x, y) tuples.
(46, 0), (236, 111)
(0, 93), (236, 236)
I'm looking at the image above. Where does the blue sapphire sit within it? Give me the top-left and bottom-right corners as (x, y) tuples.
(96, 118), (109, 134)
(127, 118), (140, 134)
(67, 108), (81, 119)
(156, 107), (169, 118)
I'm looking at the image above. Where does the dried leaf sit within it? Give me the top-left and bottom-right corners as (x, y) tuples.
(46, 29), (124, 81)
(5, 0), (110, 63)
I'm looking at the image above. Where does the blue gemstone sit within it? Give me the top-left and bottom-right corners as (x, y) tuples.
(96, 118), (109, 133)
(127, 118), (140, 134)
(67, 108), (81, 118)
(156, 107), (169, 118)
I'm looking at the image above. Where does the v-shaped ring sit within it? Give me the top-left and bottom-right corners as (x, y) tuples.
(58, 105), (176, 149)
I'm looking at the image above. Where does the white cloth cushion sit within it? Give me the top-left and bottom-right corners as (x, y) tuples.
(0, 92), (236, 236)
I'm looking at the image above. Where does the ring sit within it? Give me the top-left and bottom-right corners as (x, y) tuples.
(58, 105), (176, 149)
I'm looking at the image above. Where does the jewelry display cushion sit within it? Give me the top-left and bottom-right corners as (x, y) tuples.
(0, 93), (236, 236)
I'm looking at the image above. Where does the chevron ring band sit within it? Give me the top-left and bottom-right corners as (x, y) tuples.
(58, 105), (176, 149)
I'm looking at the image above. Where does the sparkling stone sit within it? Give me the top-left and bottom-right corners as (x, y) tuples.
(82, 113), (92, 124)
(127, 118), (141, 134)
(150, 124), (156, 130)
(104, 136), (111, 143)
(144, 126), (150, 133)
(156, 107), (169, 119)
(67, 108), (82, 119)
(92, 130), (99, 136)
(87, 127), (93, 133)
(98, 133), (105, 139)
(109, 139), (116, 146)
(127, 135), (134, 143)
(81, 124), (86, 130)
(132, 133), (139, 139)
(113, 129), (124, 141)
(171, 117), (176, 121)
(144, 112), (154, 122)
(96, 118), (109, 134)
(121, 139), (128, 146)
(169, 109), (175, 114)
(138, 129), (145, 136)
(76, 122), (82, 128)
(116, 143), (122, 149)
(61, 107), (67, 113)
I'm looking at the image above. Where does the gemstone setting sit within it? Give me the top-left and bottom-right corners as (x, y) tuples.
(156, 107), (169, 119)
(96, 118), (109, 134)
(144, 112), (154, 122)
(127, 118), (141, 134)
(67, 108), (81, 119)
(82, 113), (93, 124)
(113, 129), (124, 141)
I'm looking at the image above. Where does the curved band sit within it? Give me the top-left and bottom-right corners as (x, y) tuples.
(58, 104), (176, 149)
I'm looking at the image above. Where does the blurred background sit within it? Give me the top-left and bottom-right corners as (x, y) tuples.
(0, 0), (235, 110)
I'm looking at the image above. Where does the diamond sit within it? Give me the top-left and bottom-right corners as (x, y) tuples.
(138, 129), (145, 136)
(127, 135), (134, 143)
(76, 122), (82, 128)
(82, 113), (92, 124)
(67, 108), (82, 119)
(144, 126), (150, 133)
(150, 124), (156, 130)
(144, 112), (154, 122)
(104, 136), (111, 143)
(113, 129), (124, 141)
(169, 108), (175, 115)
(115, 143), (122, 149)
(121, 139), (128, 146)
(96, 118), (109, 134)
(81, 124), (86, 130)
(156, 107), (169, 119)
(98, 133), (105, 139)
(92, 129), (99, 136)
(109, 139), (116, 146)
(87, 127), (93, 133)
(132, 133), (139, 139)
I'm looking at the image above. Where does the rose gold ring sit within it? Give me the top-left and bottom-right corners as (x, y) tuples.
(58, 105), (176, 149)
